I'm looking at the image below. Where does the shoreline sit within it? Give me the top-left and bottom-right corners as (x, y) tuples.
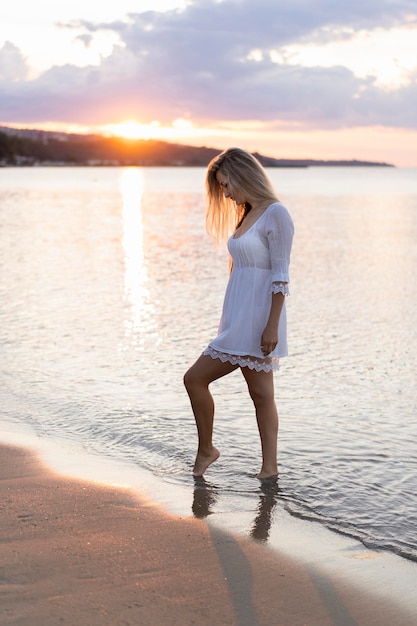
(2, 440), (417, 625)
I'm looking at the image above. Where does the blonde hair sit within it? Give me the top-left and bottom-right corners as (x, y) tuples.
(205, 147), (278, 241)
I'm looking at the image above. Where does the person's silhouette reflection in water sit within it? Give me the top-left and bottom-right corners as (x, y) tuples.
(250, 478), (279, 542)
(192, 475), (280, 544)
(192, 476), (218, 518)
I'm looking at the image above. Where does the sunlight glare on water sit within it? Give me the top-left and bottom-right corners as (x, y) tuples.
(120, 168), (156, 348)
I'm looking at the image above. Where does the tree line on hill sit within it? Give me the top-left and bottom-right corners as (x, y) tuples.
(0, 129), (393, 167)
(0, 131), (222, 166)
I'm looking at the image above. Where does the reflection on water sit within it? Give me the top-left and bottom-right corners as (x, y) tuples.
(250, 480), (280, 543)
(192, 477), (219, 518)
(193, 476), (279, 544)
(120, 168), (155, 348)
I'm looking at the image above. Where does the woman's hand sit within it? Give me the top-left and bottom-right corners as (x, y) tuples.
(261, 325), (278, 356)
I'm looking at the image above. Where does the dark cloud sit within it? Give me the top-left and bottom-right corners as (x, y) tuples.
(74, 34), (94, 47)
(1, 0), (417, 129)
(104, 0), (417, 50)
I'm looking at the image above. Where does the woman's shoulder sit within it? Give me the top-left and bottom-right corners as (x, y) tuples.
(264, 201), (294, 232)
(266, 201), (292, 219)
(267, 200), (287, 212)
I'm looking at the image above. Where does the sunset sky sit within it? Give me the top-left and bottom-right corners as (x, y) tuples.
(1, 0), (417, 166)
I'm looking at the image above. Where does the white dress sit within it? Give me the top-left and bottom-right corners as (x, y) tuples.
(203, 202), (294, 372)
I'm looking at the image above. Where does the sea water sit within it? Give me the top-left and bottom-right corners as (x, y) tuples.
(1, 165), (417, 562)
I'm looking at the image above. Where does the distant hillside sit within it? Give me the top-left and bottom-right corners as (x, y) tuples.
(0, 126), (394, 167)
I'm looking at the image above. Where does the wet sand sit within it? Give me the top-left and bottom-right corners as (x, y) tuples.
(1, 443), (416, 626)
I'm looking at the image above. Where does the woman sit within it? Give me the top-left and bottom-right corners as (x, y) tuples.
(184, 148), (294, 479)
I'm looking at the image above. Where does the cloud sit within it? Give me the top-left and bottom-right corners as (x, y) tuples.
(0, 41), (29, 82)
(1, 0), (417, 129)
(74, 34), (94, 48)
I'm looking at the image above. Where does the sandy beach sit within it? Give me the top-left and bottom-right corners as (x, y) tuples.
(1, 443), (417, 625)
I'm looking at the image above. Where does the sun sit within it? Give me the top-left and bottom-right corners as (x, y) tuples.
(101, 120), (162, 140)
(100, 118), (199, 142)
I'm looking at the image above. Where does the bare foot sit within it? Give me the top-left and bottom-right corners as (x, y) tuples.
(256, 470), (278, 481)
(193, 447), (220, 477)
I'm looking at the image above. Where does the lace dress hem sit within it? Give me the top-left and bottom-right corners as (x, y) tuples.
(203, 346), (280, 373)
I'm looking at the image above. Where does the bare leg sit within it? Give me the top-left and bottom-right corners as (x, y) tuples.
(241, 367), (278, 479)
(184, 354), (238, 476)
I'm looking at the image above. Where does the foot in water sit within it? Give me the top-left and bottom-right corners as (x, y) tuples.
(193, 447), (220, 477)
(256, 470), (278, 481)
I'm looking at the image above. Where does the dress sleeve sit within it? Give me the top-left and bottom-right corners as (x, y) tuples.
(272, 281), (290, 296)
(265, 203), (294, 291)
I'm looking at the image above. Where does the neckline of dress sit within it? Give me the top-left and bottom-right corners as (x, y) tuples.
(232, 202), (277, 240)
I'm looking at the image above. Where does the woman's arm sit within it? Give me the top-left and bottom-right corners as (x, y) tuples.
(261, 292), (285, 355)
(265, 203), (294, 284)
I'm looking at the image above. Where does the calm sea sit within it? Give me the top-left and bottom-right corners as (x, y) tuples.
(1, 165), (417, 562)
